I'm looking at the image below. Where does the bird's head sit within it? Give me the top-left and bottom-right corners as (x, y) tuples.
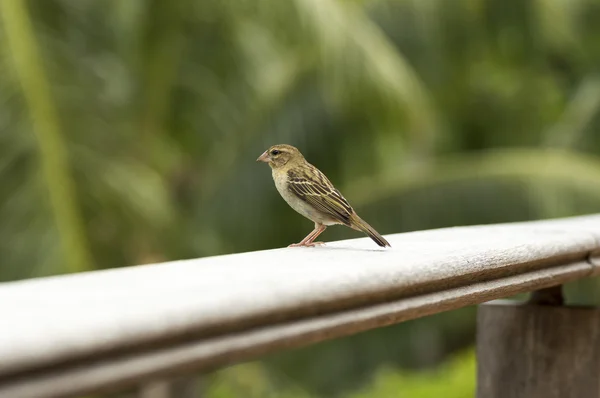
(256, 144), (304, 169)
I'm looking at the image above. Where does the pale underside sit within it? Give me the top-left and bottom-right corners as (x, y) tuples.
(273, 168), (343, 226)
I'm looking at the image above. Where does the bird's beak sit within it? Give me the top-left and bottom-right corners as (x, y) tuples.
(256, 151), (269, 163)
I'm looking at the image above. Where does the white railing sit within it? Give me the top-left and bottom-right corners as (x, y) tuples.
(1, 215), (599, 398)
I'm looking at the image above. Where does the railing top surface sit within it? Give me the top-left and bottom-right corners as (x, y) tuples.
(1, 215), (599, 397)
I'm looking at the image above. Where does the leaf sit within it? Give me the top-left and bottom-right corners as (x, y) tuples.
(0, 0), (92, 273)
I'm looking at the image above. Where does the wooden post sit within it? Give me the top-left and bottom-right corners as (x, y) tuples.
(476, 297), (600, 398)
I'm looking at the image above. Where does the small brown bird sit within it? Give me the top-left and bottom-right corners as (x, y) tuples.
(257, 144), (391, 247)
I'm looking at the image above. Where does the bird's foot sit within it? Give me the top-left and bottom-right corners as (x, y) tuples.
(288, 241), (326, 248)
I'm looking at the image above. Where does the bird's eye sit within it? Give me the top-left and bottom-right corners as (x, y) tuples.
(270, 149), (280, 156)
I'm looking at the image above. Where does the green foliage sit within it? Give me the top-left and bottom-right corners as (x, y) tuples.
(347, 350), (475, 398)
(262, 308), (477, 396)
(205, 362), (313, 398)
(203, 349), (475, 398)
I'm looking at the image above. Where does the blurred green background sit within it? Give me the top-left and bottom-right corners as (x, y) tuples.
(1, 0), (600, 397)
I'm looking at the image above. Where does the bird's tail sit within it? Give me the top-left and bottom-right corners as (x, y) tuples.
(350, 214), (391, 247)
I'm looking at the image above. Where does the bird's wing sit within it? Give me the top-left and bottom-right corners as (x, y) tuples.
(287, 164), (354, 225)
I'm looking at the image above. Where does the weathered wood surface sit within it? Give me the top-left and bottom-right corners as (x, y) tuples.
(0, 215), (599, 398)
(477, 301), (600, 398)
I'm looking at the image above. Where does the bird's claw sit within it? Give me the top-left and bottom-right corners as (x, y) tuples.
(288, 241), (325, 248)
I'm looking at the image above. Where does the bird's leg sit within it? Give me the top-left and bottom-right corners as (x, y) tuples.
(289, 224), (326, 247)
(305, 224), (326, 245)
(288, 226), (321, 247)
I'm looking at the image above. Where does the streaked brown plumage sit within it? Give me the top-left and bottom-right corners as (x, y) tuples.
(257, 144), (391, 247)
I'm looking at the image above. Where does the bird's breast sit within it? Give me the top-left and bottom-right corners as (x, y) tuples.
(272, 170), (337, 225)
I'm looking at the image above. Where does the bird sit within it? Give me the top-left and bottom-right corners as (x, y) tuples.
(257, 144), (391, 248)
